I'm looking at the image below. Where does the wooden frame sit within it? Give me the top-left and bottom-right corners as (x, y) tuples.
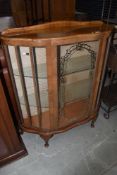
(1, 21), (112, 146)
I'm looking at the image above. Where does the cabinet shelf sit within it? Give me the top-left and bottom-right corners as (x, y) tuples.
(61, 54), (94, 75)
(12, 53), (94, 79)
(13, 63), (47, 79)
(19, 91), (49, 109)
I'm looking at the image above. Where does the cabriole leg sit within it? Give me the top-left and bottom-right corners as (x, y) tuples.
(40, 134), (54, 147)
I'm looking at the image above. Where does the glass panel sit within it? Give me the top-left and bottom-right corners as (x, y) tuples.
(59, 41), (99, 112)
(35, 48), (49, 112)
(20, 46), (38, 116)
(8, 46), (28, 118)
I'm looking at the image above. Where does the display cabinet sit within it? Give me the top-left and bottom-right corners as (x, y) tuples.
(1, 21), (112, 146)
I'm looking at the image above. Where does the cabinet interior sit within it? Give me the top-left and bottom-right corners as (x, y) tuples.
(7, 40), (99, 128)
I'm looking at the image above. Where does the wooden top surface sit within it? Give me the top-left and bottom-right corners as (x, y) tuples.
(1, 21), (113, 40)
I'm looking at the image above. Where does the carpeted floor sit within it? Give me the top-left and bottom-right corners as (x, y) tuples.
(1, 108), (117, 175)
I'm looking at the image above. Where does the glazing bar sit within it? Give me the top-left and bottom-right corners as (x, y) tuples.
(29, 47), (42, 127)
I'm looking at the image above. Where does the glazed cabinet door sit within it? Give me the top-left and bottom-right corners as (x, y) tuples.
(56, 41), (98, 127)
(56, 37), (108, 128)
(0, 72), (27, 166)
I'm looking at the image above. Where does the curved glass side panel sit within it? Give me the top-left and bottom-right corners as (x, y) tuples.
(8, 46), (49, 127)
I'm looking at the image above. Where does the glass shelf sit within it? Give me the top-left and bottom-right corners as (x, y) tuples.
(19, 90), (49, 117)
(13, 63), (47, 79)
(62, 54), (93, 76)
(19, 91), (49, 109)
(59, 69), (93, 104)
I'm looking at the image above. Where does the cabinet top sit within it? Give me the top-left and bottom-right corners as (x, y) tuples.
(1, 21), (113, 46)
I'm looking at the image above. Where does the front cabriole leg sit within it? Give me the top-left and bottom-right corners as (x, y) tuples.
(40, 134), (54, 147)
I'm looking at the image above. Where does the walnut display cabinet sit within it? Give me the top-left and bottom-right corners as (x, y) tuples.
(1, 21), (112, 147)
